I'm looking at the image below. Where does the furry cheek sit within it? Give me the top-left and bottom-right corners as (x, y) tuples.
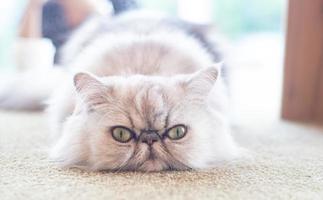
(161, 131), (194, 166)
(88, 128), (137, 171)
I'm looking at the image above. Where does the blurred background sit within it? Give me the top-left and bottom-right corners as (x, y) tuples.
(3, 2), (323, 197)
(0, 0), (286, 126)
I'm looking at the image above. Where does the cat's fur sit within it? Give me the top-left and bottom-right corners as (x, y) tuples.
(47, 12), (241, 172)
(2, 11), (241, 171)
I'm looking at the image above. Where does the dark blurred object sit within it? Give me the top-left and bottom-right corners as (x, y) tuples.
(42, 0), (138, 63)
(110, 0), (138, 14)
(42, 1), (69, 63)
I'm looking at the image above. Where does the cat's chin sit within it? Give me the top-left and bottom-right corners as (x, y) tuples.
(137, 159), (166, 172)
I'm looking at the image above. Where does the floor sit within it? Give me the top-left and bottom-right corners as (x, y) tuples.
(1, 111), (323, 200)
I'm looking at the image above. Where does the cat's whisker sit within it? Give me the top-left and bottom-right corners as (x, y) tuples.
(159, 145), (192, 170)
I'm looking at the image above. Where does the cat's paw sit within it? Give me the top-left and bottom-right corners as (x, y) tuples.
(0, 73), (45, 110)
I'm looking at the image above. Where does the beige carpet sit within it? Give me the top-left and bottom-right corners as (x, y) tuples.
(1, 110), (323, 200)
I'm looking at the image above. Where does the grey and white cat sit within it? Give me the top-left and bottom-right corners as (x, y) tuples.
(6, 12), (242, 171)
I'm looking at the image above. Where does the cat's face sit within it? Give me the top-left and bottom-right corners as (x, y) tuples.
(52, 66), (238, 171)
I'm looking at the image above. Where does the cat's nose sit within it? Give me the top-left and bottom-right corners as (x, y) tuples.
(139, 131), (160, 145)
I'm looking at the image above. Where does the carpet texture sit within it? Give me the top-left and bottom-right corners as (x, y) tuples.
(1, 110), (323, 200)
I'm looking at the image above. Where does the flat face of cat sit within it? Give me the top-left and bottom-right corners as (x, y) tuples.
(57, 66), (235, 171)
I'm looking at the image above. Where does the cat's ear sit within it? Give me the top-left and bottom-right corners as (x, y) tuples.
(184, 64), (220, 96)
(73, 72), (111, 107)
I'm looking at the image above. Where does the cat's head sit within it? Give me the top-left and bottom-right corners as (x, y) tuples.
(51, 66), (239, 171)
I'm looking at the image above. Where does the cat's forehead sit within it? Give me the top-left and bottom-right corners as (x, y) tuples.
(124, 81), (170, 130)
(109, 75), (177, 96)
(100, 75), (184, 130)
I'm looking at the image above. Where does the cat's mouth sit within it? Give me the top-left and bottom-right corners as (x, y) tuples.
(139, 156), (165, 172)
(147, 147), (157, 160)
(135, 144), (170, 171)
(136, 146), (189, 171)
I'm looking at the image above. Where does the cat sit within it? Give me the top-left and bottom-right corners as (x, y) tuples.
(3, 11), (242, 171)
(46, 11), (242, 172)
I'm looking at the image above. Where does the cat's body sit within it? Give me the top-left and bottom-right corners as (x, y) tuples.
(5, 11), (242, 171)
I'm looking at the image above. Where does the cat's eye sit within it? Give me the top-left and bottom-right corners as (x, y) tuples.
(166, 125), (187, 140)
(111, 126), (133, 143)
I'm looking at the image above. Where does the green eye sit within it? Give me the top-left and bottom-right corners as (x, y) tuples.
(111, 127), (133, 143)
(167, 125), (187, 140)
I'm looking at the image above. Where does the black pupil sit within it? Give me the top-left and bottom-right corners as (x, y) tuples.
(176, 128), (180, 137)
(119, 130), (124, 138)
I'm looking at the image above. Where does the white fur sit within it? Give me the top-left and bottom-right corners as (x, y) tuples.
(1, 12), (243, 171)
